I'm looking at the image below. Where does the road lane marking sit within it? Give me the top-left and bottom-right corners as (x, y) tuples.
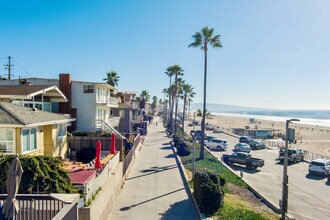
(289, 210), (322, 220)
(291, 200), (330, 213)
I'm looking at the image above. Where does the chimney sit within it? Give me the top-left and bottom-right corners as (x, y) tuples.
(59, 74), (72, 115)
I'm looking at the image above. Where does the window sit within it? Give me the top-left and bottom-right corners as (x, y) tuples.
(0, 129), (15, 154)
(119, 110), (125, 118)
(22, 128), (37, 153)
(57, 124), (67, 138)
(83, 85), (94, 93)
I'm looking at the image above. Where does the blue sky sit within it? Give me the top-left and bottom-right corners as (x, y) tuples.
(1, 0), (330, 110)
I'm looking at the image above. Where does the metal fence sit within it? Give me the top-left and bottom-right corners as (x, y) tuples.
(0, 194), (78, 220)
(301, 150), (330, 161)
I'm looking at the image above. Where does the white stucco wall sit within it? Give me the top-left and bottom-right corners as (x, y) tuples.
(71, 82), (96, 130)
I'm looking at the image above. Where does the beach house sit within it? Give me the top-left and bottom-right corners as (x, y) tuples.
(0, 74), (121, 134)
(0, 84), (67, 112)
(0, 102), (75, 157)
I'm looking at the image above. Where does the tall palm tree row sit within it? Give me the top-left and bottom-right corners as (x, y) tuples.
(189, 26), (222, 159)
(103, 71), (120, 87)
(164, 65), (184, 134)
(181, 83), (195, 132)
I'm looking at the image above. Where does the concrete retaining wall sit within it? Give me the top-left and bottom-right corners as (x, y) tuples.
(79, 142), (142, 220)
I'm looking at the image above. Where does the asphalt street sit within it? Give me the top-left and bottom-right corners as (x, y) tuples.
(185, 122), (330, 220)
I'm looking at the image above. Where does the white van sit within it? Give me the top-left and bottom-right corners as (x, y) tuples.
(234, 143), (251, 153)
(205, 139), (228, 151)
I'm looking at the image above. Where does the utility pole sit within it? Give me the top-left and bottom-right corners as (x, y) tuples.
(4, 56), (14, 80)
(281, 118), (300, 220)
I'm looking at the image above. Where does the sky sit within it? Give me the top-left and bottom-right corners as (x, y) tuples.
(1, 0), (330, 110)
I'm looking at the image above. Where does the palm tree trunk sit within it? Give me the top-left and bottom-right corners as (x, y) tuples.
(173, 74), (178, 134)
(174, 95), (179, 134)
(188, 101), (191, 118)
(168, 77), (172, 132)
(182, 94), (187, 133)
(170, 94), (175, 134)
(200, 48), (207, 159)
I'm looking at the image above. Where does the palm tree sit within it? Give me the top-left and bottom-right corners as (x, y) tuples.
(196, 108), (211, 117)
(189, 26), (222, 159)
(140, 90), (150, 103)
(181, 83), (195, 132)
(103, 71), (120, 87)
(165, 65), (184, 134)
(174, 77), (185, 133)
(151, 96), (158, 113)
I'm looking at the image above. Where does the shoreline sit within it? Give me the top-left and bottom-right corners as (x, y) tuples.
(190, 113), (330, 157)
(211, 112), (330, 128)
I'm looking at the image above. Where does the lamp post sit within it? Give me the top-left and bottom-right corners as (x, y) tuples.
(281, 118), (300, 220)
(192, 111), (196, 178)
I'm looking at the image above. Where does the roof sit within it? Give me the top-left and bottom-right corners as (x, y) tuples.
(0, 85), (50, 96)
(0, 85), (67, 102)
(0, 102), (75, 127)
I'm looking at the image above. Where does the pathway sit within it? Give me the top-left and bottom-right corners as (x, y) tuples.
(108, 117), (199, 220)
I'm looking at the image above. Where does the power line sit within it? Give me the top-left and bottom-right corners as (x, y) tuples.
(11, 57), (33, 77)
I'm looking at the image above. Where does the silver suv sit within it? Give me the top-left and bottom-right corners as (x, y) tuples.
(308, 159), (330, 175)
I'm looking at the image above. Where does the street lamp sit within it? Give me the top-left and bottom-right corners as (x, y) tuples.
(281, 118), (300, 220)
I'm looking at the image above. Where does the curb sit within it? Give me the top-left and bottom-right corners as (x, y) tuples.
(171, 144), (203, 220)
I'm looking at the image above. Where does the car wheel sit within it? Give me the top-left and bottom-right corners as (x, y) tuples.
(246, 164), (252, 170)
(293, 158), (297, 164)
(217, 146), (221, 151)
(301, 156), (304, 162)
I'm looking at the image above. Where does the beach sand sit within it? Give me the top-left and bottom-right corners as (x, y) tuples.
(194, 114), (330, 157)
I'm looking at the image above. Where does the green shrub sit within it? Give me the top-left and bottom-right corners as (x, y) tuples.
(173, 133), (191, 156)
(193, 169), (225, 215)
(0, 154), (75, 194)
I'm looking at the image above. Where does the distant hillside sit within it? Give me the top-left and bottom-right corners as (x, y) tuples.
(181, 103), (267, 113)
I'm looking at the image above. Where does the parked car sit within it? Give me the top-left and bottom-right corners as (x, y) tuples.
(277, 148), (304, 164)
(234, 143), (251, 153)
(222, 152), (265, 170)
(192, 120), (200, 126)
(188, 122), (193, 127)
(205, 135), (215, 141)
(190, 130), (212, 141)
(205, 138), (228, 151)
(250, 141), (266, 150)
(239, 136), (254, 145)
(213, 127), (222, 133)
(205, 124), (215, 130)
(308, 159), (330, 176)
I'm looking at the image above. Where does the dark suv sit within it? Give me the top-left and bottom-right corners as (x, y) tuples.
(239, 136), (253, 145)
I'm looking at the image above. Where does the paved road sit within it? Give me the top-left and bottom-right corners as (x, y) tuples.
(185, 123), (330, 220)
(108, 118), (199, 220)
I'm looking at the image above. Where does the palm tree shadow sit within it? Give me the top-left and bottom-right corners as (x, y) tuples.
(159, 199), (197, 219)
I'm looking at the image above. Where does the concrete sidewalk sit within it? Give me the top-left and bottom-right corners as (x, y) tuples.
(108, 117), (199, 220)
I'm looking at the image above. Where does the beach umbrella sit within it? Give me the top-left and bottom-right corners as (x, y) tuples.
(110, 133), (116, 154)
(94, 141), (102, 169)
(2, 155), (23, 219)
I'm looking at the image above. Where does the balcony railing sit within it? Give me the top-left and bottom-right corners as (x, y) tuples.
(0, 194), (79, 220)
(96, 95), (118, 106)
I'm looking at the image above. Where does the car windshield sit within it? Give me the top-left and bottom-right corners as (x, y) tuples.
(311, 161), (325, 166)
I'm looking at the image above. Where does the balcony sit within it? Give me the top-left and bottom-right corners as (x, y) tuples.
(0, 194), (80, 220)
(96, 95), (118, 107)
